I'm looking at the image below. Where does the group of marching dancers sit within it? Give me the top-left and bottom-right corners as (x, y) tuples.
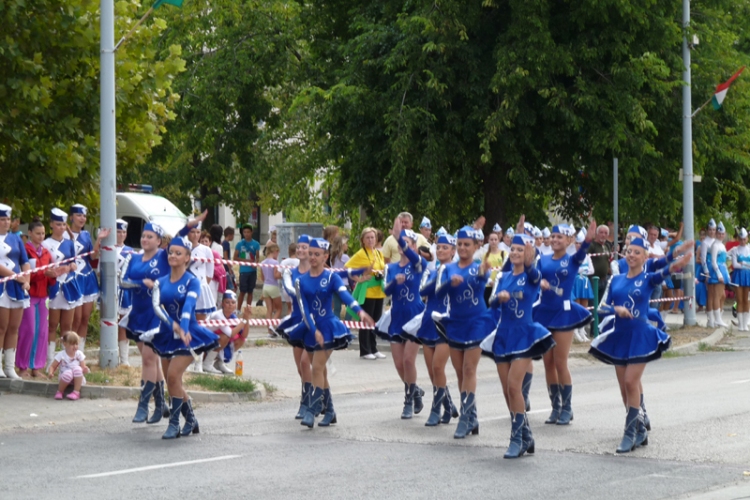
(271, 217), (692, 458)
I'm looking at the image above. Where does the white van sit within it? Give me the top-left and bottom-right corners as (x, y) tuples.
(116, 192), (188, 248)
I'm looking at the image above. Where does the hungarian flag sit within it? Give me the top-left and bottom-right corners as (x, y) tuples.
(712, 66), (745, 110)
(153, 0), (183, 8)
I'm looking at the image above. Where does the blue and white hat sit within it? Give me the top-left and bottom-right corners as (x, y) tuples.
(143, 222), (165, 238)
(523, 222), (535, 236)
(116, 219), (128, 231)
(708, 218), (717, 229)
(400, 229), (418, 242)
(223, 290), (238, 301)
(476, 229), (485, 241)
(0, 204), (11, 218)
(492, 223), (501, 233)
(512, 233), (534, 246)
(420, 216), (431, 229)
(740, 228), (748, 239)
(627, 225), (648, 239)
(457, 226), (482, 240)
(552, 224), (575, 237)
(629, 237), (648, 249)
(505, 227), (514, 236)
(576, 228), (586, 244)
(309, 238), (330, 251)
(169, 236), (192, 251)
(297, 234), (312, 245)
(717, 221), (726, 233)
(437, 234), (456, 246)
(436, 226), (448, 237)
(51, 208), (68, 223)
(533, 226), (543, 238)
(542, 227), (550, 238)
(70, 204), (87, 216)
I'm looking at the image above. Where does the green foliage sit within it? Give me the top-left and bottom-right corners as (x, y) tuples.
(186, 373), (258, 393)
(0, 0), (184, 220)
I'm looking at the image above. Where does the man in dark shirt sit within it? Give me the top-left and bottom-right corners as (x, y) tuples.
(588, 225), (613, 302)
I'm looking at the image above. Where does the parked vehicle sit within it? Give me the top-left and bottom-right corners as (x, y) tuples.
(117, 191), (187, 248)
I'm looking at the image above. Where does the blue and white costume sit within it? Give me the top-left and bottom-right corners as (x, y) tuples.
(119, 223), (172, 342)
(177, 225), (216, 315)
(66, 204), (99, 303)
(533, 225), (592, 332)
(145, 237), (219, 358)
(43, 209), (81, 310)
(433, 227), (495, 350)
(708, 233), (730, 285)
(482, 237), (555, 364)
(296, 240), (363, 352)
(377, 230), (427, 344)
(590, 240), (672, 365)
(116, 220), (134, 316)
(731, 237), (750, 287)
(0, 204), (30, 309)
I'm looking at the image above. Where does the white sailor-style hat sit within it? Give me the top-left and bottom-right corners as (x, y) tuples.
(740, 228), (748, 239)
(717, 221), (726, 233)
(542, 227), (551, 238)
(51, 208), (68, 223)
(436, 226), (448, 237)
(708, 218), (717, 229)
(116, 219), (128, 231)
(420, 217), (431, 229)
(492, 223), (501, 233)
(505, 227), (514, 236)
(70, 204), (87, 216)
(0, 204), (11, 218)
(576, 228), (586, 243)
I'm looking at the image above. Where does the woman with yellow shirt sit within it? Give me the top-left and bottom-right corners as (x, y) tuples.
(346, 228), (387, 360)
(482, 233), (508, 306)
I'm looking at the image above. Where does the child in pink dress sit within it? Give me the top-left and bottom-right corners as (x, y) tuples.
(47, 331), (89, 400)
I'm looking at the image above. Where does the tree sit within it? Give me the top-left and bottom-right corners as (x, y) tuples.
(0, 0), (185, 220)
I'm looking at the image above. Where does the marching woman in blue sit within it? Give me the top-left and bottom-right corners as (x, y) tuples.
(0, 203), (30, 379)
(115, 219), (134, 366)
(44, 208), (81, 369)
(146, 235), (220, 439)
(589, 237), (692, 453)
(67, 204), (110, 352)
(433, 226), (496, 438)
(376, 218), (428, 419)
(296, 238), (375, 428)
(486, 233), (555, 458)
(402, 233), (459, 426)
(731, 228), (750, 331)
(535, 220), (596, 426)
(708, 222), (730, 327)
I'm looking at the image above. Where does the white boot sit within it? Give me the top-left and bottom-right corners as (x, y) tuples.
(0, 350), (5, 379)
(78, 337), (86, 353)
(4, 348), (21, 379)
(214, 353), (233, 374)
(118, 340), (130, 366)
(46, 341), (56, 370)
(202, 350), (221, 374)
(740, 312), (748, 332)
(192, 357), (204, 373)
(706, 310), (715, 328)
(715, 309), (729, 327)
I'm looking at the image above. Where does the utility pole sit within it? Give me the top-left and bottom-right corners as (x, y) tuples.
(682, 0), (697, 326)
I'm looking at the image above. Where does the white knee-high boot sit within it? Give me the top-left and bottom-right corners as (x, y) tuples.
(3, 349), (21, 379)
(118, 340), (130, 366)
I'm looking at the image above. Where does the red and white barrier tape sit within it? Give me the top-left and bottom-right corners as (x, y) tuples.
(0, 250), (96, 284)
(197, 317), (373, 330)
(587, 296), (693, 310)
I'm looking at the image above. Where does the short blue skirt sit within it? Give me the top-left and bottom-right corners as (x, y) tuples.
(120, 306), (161, 343)
(303, 316), (354, 352)
(732, 269), (750, 287)
(146, 321), (220, 359)
(533, 300), (592, 332)
(481, 321), (556, 364)
(589, 317), (671, 366)
(433, 309), (496, 350)
(695, 281), (707, 306)
(76, 271), (100, 298)
(570, 275), (594, 301)
(708, 264), (731, 285)
(276, 314), (308, 349)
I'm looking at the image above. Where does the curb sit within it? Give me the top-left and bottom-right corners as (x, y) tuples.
(671, 326), (727, 354)
(0, 378), (265, 403)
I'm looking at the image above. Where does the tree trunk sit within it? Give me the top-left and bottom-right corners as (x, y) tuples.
(482, 164), (512, 231)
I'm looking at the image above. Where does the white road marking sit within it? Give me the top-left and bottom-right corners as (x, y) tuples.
(478, 409), (547, 423)
(76, 455), (242, 479)
(729, 379), (750, 384)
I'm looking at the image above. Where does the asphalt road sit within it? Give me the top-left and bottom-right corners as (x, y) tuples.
(2, 339), (750, 499)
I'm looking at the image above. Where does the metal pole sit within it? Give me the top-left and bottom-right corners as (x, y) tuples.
(613, 157), (618, 253)
(99, 0), (119, 367)
(682, 0), (697, 326)
(592, 276), (600, 337)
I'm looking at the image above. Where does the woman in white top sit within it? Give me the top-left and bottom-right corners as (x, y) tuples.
(731, 228), (750, 331)
(182, 213), (215, 320)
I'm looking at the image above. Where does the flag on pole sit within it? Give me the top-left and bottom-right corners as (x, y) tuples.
(153, 0), (184, 8)
(712, 66), (745, 110)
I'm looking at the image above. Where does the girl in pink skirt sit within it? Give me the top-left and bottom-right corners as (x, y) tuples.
(17, 220), (57, 377)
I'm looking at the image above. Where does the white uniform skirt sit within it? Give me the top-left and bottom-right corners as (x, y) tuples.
(195, 280), (216, 314)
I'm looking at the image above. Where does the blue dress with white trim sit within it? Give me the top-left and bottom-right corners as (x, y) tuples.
(42, 237), (82, 308)
(69, 230), (99, 302)
(433, 261), (496, 350)
(118, 250), (171, 342)
(483, 264), (555, 363)
(377, 237), (426, 344)
(145, 272), (219, 358)
(708, 241), (731, 285)
(589, 267), (672, 365)
(0, 232), (30, 305)
(533, 243), (592, 331)
(731, 245), (750, 287)
(296, 269), (361, 352)
(116, 245), (134, 314)
(402, 265), (449, 348)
